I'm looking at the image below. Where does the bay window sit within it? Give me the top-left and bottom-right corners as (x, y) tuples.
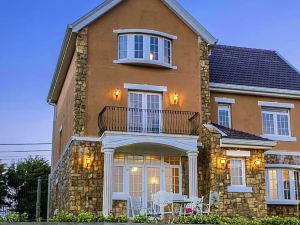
(266, 168), (300, 203)
(115, 31), (176, 69)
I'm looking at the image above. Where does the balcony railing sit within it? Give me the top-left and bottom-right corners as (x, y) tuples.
(98, 106), (200, 136)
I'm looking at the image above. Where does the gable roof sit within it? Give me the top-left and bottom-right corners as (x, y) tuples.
(47, 0), (217, 104)
(209, 45), (300, 92)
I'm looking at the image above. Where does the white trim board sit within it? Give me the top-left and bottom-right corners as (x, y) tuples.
(124, 83), (167, 92)
(215, 97), (235, 104)
(267, 200), (300, 205)
(261, 135), (297, 142)
(265, 164), (300, 169)
(113, 29), (177, 40)
(210, 82), (300, 99)
(226, 150), (250, 157)
(221, 138), (277, 148)
(258, 101), (294, 109)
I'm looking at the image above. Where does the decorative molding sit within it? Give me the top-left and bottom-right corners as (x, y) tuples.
(113, 29), (177, 40)
(267, 200), (300, 205)
(210, 82), (300, 99)
(265, 150), (300, 156)
(215, 97), (235, 104)
(258, 101), (294, 109)
(261, 135), (297, 142)
(114, 59), (177, 69)
(227, 186), (253, 193)
(265, 164), (300, 169)
(100, 131), (199, 153)
(226, 150), (250, 157)
(124, 83), (167, 92)
(220, 138), (277, 148)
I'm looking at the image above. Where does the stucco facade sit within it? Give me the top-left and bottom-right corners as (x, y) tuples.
(48, 0), (300, 219)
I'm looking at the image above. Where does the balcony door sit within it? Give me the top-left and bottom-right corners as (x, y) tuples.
(128, 92), (162, 133)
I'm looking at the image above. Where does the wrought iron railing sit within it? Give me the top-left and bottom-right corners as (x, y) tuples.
(98, 106), (200, 136)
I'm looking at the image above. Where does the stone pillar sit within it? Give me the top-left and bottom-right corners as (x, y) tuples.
(188, 151), (199, 198)
(102, 148), (114, 216)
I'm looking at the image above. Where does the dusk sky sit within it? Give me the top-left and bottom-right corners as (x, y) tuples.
(0, 0), (299, 164)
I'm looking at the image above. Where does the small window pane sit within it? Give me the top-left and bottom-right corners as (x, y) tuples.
(262, 112), (275, 135)
(218, 105), (230, 128)
(164, 39), (171, 64)
(128, 155), (144, 164)
(113, 166), (123, 192)
(166, 167), (180, 193)
(294, 171), (299, 200)
(283, 170), (291, 200)
(118, 35), (127, 59)
(150, 37), (158, 61)
(230, 159), (244, 186)
(164, 156), (180, 165)
(145, 155), (161, 165)
(277, 114), (289, 136)
(268, 169), (278, 200)
(114, 154), (125, 163)
(134, 35), (143, 59)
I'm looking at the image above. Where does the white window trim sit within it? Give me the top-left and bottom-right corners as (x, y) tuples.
(258, 101), (295, 109)
(114, 33), (177, 69)
(261, 108), (294, 140)
(218, 104), (231, 128)
(124, 83), (167, 92)
(113, 29), (177, 40)
(228, 158), (253, 193)
(215, 97), (235, 104)
(226, 150), (250, 157)
(266, 168), (300, 204)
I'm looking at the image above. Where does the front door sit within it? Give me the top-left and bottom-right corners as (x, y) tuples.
(128, 92), (162, 133)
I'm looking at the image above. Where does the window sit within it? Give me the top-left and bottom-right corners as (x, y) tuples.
(118, 35), (127, 59)
(164, 39), (171, 64)
(134, 35), (144, 59)
(266, 169), (300, 202)
(116, 33), (174, 68)
(113, 166), (124, 192)
(262, 108), (291, 137)
(268, 169), (278, 200)
(150, 37), (158, 61)
(230, 159), (245, 186)
(218, 105), (231, 128)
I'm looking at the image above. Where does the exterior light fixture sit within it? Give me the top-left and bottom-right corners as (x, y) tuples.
(85, 157), (92, 169)
(255, 159), (261, 167)
(151, 177), (159, 185)
(131, 167), (138, 173)
(173, 93), (179, 105)
(114, 88), (121, 100)
(217, 157), (227, 169)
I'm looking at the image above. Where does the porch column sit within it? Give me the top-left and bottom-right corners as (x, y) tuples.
(188, 151), (198, 198)
(102, 148), (114, 216)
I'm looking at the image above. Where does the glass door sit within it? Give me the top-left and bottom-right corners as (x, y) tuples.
(146, 167), (161, 211)
(128, 92), (162, 133)
(129, 166), (144, 216)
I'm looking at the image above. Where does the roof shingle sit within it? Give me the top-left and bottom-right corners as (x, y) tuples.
(209, 45), (300, 91)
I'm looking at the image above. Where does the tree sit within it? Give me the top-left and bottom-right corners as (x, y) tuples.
(0, 161), (7, 207)
(6, 156), (50, 220)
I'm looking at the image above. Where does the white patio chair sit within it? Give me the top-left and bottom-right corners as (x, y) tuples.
(185, 196), (204, 215)
(151, 191), (174, 222)
(203, 191), (220, 215)
(129, 196), (144, 217)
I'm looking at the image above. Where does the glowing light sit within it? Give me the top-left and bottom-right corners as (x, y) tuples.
(173, 93), (179, 105)
(131, 167), (138, 172)
(150, 53), (154, 60)
(114, 88), (121, 99)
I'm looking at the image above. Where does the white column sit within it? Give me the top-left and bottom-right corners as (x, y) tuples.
(188, 151), (199, 198)
(102, 148), (114, 216)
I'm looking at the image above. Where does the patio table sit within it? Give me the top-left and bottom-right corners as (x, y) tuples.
(172, 199), (193, 216)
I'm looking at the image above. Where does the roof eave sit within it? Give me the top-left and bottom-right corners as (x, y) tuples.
(221, 138), (277, 149)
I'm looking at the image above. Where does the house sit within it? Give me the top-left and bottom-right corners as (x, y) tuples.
(47, 0), (300, 218)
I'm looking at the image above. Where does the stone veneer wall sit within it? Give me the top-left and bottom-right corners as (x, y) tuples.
(112, 201), (127, 216)
(199, 40), (211, 125)
(199, 127), (267, 218)
(73, 28), (88, 136)
(265, 153), (300, 217)
(50, 140), (103, 217)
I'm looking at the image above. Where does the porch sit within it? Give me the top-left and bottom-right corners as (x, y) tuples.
(98, 106), (201, 216)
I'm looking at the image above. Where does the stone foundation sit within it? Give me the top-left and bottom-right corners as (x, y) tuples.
(112, 200), (127, 216)
(199, 127), (267, 218)
(50, 140), (103, 216)
(268, 205), (299, 217)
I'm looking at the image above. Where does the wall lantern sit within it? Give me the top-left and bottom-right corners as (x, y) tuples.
(114, 88), (121, 100)
(217, 157), (227, 169)
(83, 156), (93, 169)
(254, 159), (262, 168)
(173, 93), (179, 105)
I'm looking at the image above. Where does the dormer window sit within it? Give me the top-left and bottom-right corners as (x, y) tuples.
(114, 29), (177, 69)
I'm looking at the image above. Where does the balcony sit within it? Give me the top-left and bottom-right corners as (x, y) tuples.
(98, 106), (200, 136)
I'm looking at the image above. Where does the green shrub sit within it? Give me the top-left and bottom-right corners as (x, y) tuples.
(77, 211), (96, 222)
(133, 214), (150, 223)
(96, 214), (105, 222)
(105, 213), (117, 222)
(50, 210), (77, 222)
(0, 212), (28, 222)
(116, 214), (129, 223)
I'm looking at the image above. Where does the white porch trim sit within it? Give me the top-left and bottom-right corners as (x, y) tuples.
(103, 148), (115, 216)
